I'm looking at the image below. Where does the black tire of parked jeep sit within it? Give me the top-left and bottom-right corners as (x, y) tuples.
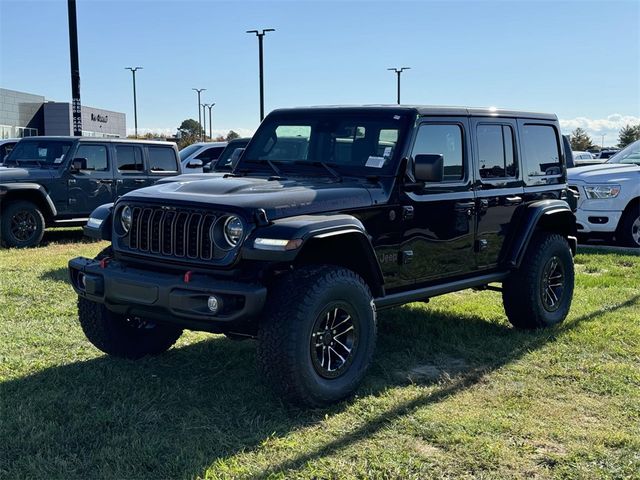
(1, 201), (45, 248)
(257, 265), (377, 407)
(77, 298), (183, 359)
(502, 233), (574, 329)
(618, 207), (640, 248)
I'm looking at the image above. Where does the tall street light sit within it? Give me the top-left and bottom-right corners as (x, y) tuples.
(125, 67), (142, 138)
(205, 103), (215, 140)
(246, 28), (275, 121)
(192, 88), (206, 140)
(387, 67), (411, 104)
(201, 104), (209, 141)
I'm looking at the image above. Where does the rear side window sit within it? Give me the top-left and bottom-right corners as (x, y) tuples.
(477, 124), (516, 179)
(148, 147), (178, 172)
(412, 124), (464, 181)
(521, 124), (561, 176)
(76, 144), (108, 171)
(116, 145), (144, 172)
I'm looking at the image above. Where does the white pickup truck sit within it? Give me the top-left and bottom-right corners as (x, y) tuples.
(568, 139), (640, 247)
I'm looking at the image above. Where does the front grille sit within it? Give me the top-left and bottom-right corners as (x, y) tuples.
(124, 205), (223, 262)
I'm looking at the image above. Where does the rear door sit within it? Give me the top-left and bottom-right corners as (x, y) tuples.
(68, 142), (116, 215)
(114, 143), (148, 197)
(146, 145), (180, 181)
(471, 117), (524, 268)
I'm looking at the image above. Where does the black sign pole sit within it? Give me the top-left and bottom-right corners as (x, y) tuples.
(67, 0), (82, 136)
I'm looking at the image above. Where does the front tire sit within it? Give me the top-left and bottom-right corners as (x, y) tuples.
(257, 266), (376, 407)
(1, 201), (45, 248)
(618, 207), (640, 248)
(503, 233), (574, 329)
(78, 298), (183, 359)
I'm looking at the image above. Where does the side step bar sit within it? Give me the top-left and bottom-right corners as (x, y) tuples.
(375, 271), (509, 310)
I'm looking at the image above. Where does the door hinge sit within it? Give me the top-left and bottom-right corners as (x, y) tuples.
(68, 179), (76, 185)
(475, 239), (488, 252)
(400, 250), (414, 264)
(402, 206), (414, 220)
(68, 198), (77, 205)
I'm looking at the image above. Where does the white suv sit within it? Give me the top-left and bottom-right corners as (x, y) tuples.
(568, 139), (640, 247)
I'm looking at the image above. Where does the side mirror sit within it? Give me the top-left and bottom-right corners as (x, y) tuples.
(186, 159), (203, 169)
(414, 154), (444, 183)
(71, 157), (88, 172)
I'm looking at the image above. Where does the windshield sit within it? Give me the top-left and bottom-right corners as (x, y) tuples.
(179, 144), (201, 161)
(214, 139), (250, 171)
(4, 140), (73, 168)
(607, 140), (640, 165)
(238, 111), (411, 176)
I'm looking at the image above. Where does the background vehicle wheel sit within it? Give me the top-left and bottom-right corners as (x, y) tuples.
(257, 265), (376, 407)
(502, 233), (574, 329)
(77, 297), (183, 359)
(1, 201), (45, 248)
(618, 207), (640, 248)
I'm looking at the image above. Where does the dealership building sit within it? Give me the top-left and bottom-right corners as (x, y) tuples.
(0, 88), (126, 139)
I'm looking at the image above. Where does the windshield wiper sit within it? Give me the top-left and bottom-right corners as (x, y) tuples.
(293, 160), (342, 181)
(245, 159), (284, 177)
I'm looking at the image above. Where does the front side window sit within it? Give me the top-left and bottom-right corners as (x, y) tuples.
(148, 147), (178, 172)
(240, 112), (410, 176)
(195, 146), (225, 164)
(521, 124), (561, 176)
(477, 124), (516, 179)
(411, 124), (464, 181)
(75, 144), (109, 171)
(116, 145), (144, 172)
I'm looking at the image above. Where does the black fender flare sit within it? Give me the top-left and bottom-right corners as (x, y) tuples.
(504, 199), (577, 268)
(0, 182), (57, 217)
(83, 203), (114, 241)
(242, 213), (385, 296)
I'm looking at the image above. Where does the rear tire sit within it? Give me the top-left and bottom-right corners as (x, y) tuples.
(257, 265), (376, 407)
(503, 233), (574, 329)
(78, 298), (183, 359)
(618, 207), (640, 248)
(1, 201), (45, 248)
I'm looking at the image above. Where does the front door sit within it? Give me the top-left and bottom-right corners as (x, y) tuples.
(471, 118), (524, 268)
(68, 143), (115, 216)
(400, 118), (476, 284)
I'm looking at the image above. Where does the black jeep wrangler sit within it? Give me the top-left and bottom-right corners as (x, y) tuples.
(69, 106), (577, 406)
(0, 137), (180, 248)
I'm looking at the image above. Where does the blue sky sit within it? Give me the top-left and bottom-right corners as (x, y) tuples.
(1, 0), (638, 145)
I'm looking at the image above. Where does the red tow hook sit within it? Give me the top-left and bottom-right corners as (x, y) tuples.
(184, 270), (193, 283)
(99, 257), (111, 269)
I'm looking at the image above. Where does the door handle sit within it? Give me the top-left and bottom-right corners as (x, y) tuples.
(98, 179), (113, 184)
(505, 196), (523, 206)
(134, 179), (146, 184)
(454, 201), (475, 216)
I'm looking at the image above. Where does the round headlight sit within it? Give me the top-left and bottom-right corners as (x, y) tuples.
(223, 215), (244, 246)
(121, 206), (132, 233)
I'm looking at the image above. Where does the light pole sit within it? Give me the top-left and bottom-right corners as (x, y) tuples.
(205, 103), (215, 140)
(125, 67), (142, 138)
(601, 134), (605, 149)
(192, 88), (206, 140)
(67, 0), (82, 136)
(246, 28), (275, 121)
(201, 104), (209, 141)
(387, 67), (411, 104)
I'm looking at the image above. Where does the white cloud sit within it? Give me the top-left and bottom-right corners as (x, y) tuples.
(559, 114), (640, 147)
(127, 127), (255, 139)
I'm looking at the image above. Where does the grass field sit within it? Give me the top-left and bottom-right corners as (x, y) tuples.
(1, 230), (639, 479)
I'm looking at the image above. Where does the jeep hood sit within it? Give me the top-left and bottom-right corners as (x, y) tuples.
(124, 176), (378, 219)
(0, 167), (55, 183)
(568, 163), (640, 183)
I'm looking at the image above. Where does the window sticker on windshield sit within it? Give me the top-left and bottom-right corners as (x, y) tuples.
(54, 155), (65, 164)
(383, 147), (392, 158)
(393, 115), (400, 120)
(366, 156), (386, 168)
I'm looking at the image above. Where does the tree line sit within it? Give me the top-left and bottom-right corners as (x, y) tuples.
(128, 119), (241, 149)
(570, 123), (640, 151)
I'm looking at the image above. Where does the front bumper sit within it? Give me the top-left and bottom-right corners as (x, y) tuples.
(68, 257), (267, 332)
(575, 208), (622, 234)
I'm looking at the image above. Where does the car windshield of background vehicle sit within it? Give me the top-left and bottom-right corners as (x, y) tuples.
(4, 140), (73, 168)
(178, 143), (201, 161)
(239, 113), (410, 176)
(607, 139), (640, 165)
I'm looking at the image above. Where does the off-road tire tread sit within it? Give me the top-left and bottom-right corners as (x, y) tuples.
(503, 233), (574, 329)
(257, 265), (376, 407)
(1, 200), (45, 248)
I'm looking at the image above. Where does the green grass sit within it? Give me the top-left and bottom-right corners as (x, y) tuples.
(1, 230), (639, 479)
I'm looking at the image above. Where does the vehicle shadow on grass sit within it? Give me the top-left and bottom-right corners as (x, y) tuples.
(1, 294), (638, 479)
(41, 227), (97, 247)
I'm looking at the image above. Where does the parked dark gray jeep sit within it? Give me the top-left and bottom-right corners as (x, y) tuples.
(0, 137), (180, 247)
(69, 106), (577, 406)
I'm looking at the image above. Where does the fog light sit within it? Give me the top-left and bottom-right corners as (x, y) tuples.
(207, 295), (220, 314)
